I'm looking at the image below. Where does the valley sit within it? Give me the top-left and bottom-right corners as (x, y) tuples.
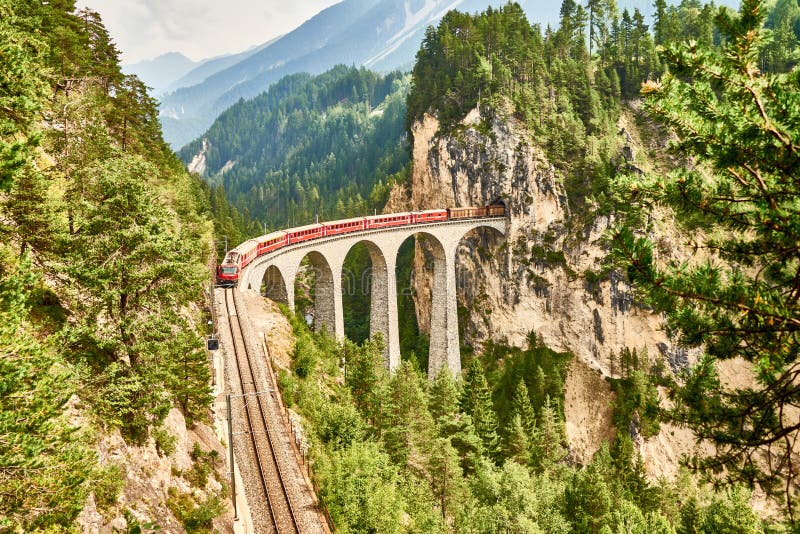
(1, 0), (799, 532)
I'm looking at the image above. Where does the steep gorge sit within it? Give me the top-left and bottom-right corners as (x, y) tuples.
(389, 105), (697, 467)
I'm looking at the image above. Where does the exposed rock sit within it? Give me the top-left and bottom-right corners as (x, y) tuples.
(564, 358), (616, 465)
(75, 407), (235, 533)
(187, 138), (208, 175)
(397, 105), (700, 480)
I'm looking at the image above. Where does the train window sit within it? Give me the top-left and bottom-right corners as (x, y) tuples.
(221, 267), (237, 274)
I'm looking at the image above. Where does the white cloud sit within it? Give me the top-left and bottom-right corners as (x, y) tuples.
(82, 0), (340, 63)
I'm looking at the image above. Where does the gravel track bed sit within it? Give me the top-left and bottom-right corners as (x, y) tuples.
(218, 288), (326, 534)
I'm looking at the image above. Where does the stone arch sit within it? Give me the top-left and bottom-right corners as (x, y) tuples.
(341, 239), (392, 361)
(295, 250), (338, 336)
(453, 223), (507, 354)
(396, 231), (454, 378)
(261, 264), (288, 304)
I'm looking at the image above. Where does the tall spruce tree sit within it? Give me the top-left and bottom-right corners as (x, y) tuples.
(461, 359), (501, 462)
(612, 0), (800, 519)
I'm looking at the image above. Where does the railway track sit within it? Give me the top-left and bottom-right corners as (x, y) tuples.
(224, 288), (301, 533)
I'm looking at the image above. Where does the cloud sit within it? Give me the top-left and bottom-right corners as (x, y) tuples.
(82, 0), (339, 63)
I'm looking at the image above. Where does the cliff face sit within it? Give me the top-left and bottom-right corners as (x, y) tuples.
(395, 107), (693, 466)
(403, 109), (674, 373)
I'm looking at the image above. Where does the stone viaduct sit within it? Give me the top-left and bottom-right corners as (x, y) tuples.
(239, 217), (506, 377)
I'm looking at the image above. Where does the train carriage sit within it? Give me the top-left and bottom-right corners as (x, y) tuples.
(448, 206), (488, 219)
(412, 209), (448, 223)
(364, 212), (412, 229)
(323, 217), (365, 237)
(486, 204), (506, 217)
(257, 231), (288, 255)
(287, 223), (325, 244)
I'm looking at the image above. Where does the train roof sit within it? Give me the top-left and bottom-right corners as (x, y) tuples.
(324, 217), (364, 226)
(414, 209), (447, 214)
(258, 230), (287, 241)
(365, 211), (411, 219)
(232, 238), (259, 253)
(288, 223), (325, 233)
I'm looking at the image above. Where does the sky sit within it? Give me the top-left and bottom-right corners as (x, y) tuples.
(81, 0), (341, 64)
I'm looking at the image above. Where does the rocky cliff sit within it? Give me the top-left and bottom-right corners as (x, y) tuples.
(389, 105), (700, 468)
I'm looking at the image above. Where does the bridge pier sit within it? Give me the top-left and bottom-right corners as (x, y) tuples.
(428, 243), (461, 377)
(364, 242), (401, 369)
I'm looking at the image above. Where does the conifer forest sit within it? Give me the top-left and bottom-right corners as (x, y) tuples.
(2, 0), (800, 531)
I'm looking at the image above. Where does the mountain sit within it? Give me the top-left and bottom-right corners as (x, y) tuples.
(159, 0), (741, 149)
(122, 51), (197, 95)
(178, 65), (409, 229)
(159, 0), (516, 148)
(162, 38), (280, 94)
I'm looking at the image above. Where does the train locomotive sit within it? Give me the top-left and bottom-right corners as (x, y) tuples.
(215, 204), (505, 286)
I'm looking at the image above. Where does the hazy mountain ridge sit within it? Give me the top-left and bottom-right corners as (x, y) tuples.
(122, 52), (197, 95)
(159, 0), (739, 149)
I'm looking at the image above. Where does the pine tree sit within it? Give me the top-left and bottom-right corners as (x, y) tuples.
(343, 337), (387, 428)
(505, 414), (530, 465)
(532, 395), (566, 471)
(461, 359), (501, 462)
(0, 1), (48, 193)
(511, 379), (537, 435)
(0, 249), (92, 530)
(427, 437), (466, 525)
(429, 365), (461, 424)
(505, 379), (538, 464)
(384, 360), (435, 469)
(612, 0), (800, 519)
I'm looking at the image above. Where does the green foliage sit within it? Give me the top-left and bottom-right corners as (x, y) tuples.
(0, 0), (48, 193)
(611, 0), (800, 516)
(396, 237), (429, 369)
(610, 369), (661, 439)
(341, 242), (372, 344)
(92, 463), (126, 509)
(316, 441), (406, 534)
(0, 249), (93, 530)
(292, 331), (320, 378)
(0, 1), (233, 526)
(123, 509), (160, 534)
(178, 66), (409, 230)
(461, 359), (501, 462)
(342, 336), (388, 427)
(484, 333), (570, 428)
(184, 443), (221, 489)
(699, 487), (764, 534)
(166, 488), (224, 534)
(383, 360), (435, 466)
(152, 426), (176, 457)
(275, 304), (778, 533)
(317, 402), (366, 450)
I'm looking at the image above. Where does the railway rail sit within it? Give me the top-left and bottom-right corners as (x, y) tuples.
(224, 288), (301, 533)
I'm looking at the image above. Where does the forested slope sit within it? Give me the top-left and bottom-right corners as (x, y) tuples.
(0, 1), (246, 529)
(180, 65), (410, 230)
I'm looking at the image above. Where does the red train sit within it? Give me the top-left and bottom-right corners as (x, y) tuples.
(215, 205), (505, 286)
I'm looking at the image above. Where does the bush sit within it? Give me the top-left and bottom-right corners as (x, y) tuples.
(93, 463), (125, 509)
(292, 333), (318, 378)
(153, 426), (176, 457)
(167, 488), (224, 533)
(317, 402), (365, 450)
